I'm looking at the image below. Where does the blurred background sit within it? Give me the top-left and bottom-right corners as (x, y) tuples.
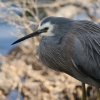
(0, 0), (100, 100)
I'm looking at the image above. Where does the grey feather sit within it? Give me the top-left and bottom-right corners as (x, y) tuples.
(39, 18), (100, 87)
(72, 20), (100, 82)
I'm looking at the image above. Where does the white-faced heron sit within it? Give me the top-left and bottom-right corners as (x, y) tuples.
(12, 16), (100, 100)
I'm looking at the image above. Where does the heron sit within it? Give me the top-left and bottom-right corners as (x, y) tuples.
(12, 16), (100, 100)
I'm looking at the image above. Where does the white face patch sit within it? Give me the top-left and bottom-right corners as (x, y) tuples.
(38, 22), (54, 37)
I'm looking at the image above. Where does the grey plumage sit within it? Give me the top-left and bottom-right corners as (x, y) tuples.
(12, 16), (100, 88)
(39, 17), (100, 87)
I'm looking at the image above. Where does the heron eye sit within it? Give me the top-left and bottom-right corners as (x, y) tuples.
(44, 27), (49, 31)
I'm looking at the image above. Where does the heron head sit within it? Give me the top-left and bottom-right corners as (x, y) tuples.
(12, 16), (71, 45)
(38, 18), (54, 37)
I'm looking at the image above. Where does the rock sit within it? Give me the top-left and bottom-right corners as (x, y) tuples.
(55, 5), (81, 18)
(7, 89), (24, 100)
(89, 2), (100, 19)
(74, 10), (91, 20)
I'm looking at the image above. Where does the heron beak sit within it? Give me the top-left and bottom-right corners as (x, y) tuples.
(11, 28), (47, 45)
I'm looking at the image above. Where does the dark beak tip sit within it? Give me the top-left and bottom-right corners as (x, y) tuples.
(11, 28), (45, 46)
(11, 43), (15, 45)
(11, 41), (18, 45)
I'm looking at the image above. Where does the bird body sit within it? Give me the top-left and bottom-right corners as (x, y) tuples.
(38, 18), (100, 87)
(12, 17), (100, 88)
